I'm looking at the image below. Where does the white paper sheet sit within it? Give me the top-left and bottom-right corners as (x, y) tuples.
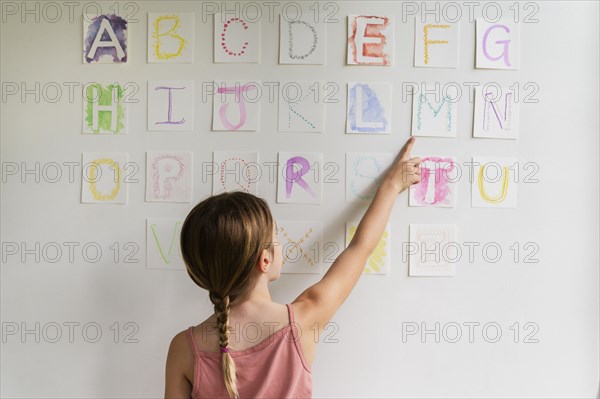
(471, 156), (518, 208)
(146, 218), (185, 270)
(278, 81), (325, 132)
(83, 14), (128, 63)
(345, 152), (393, 202)
(411, 86), (458, 137)
(81, 152), (129, 204)
(212, 151), (259, 195)
(409, 224), (458, 276)
(82, 82), (128, 134)
(346, 221), (391, 274)
(146, 151), (193, 203)
(409, 156), (458, 207)
(212, 80), (261, 131)
(279, 9), (326, 65)
(277, 220), (323, 274)
(347, 15), (393, 65)
(148, 80), (194, 131)
(476, 19), (520, 70)
(473, 86), (519, 139)
(414, 19), (459, 68)
(277, 152), (323, 204)
(346, 82), (392, 134)
(214, 13), (260, 63)
(148, 12), (194, 63)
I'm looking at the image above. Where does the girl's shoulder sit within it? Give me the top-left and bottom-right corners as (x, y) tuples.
(170, 313), (214, 354)
(166, 328), (196, 387)
(168, 327), (194, 358)
(189, 315), (221, 352)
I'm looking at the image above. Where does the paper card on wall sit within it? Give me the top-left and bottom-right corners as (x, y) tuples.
(345, 152), (393, 203)
(277, 152), (323, 204)
(473, 87), (519, 139)
(279, 10), (326, 65)
(214, 13), (260, 63)
(414, 19), (459, 68)
(347, 15), (393, 65)
(409, 156), (458, 207)
(346, 82), (392, 134)
(346, 221), (390, 275)
(476, 19), (520, 70)
(212, 151), (259, 195)
(409, 224), (457, 277)
(81, 152), (128, 204)
(82, 83), (127, 134)
(471, 156), (518, 208)
(148, 81), (194, 131)
(83, 14), (128, 63)
(278, 81), (325, 132)
(277, 220), (322, 274)
(212, 81), (261, 131)
(411, 87), (458, 137)
(148, 12), (194, 63)
(146, 218), (185, 270)
(146, 151), (193, 203)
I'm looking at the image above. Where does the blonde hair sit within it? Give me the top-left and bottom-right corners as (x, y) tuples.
(180, 191), (275, 398)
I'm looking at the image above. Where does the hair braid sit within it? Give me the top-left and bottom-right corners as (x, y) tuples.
(212, 293), (239, 399)
(181, 192), (277, 398)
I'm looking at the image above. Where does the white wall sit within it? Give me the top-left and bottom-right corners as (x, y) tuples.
(1, 1), (598, 397)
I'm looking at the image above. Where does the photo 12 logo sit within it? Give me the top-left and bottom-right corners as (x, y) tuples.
(401, 321), (540, 343)
(2, 321), (140, 343)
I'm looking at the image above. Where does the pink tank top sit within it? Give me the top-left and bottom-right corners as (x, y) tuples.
(186, 303), (312, 398)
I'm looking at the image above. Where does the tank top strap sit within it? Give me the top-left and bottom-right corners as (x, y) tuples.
(286, 303), (295, 325)
(286, 303), (312, 373)
(187, 326), (200, 357)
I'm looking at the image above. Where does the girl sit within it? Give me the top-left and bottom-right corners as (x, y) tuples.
(165, 137), (421, 398)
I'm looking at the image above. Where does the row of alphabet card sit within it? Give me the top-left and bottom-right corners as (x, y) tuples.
(84, 12), (519, 70)
(148, 217), (457, 277)
(83, 81), (519, 139)
(82, 151), (518, 208)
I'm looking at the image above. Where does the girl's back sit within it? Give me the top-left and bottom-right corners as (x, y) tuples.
(184, 302), (312, 398)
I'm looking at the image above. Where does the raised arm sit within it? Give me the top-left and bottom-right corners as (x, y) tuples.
(293, 137), (421, 333)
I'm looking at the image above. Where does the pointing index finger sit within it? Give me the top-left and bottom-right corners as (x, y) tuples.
(399, 137), (415, 160)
